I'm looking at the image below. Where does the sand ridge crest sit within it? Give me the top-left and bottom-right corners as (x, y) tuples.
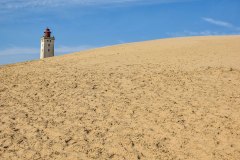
(0, 36), (240, 159)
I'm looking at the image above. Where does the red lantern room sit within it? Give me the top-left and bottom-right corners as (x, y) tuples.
(44, 28), (51, 37)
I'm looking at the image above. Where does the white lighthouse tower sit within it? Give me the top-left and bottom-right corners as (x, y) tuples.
(40, 28), (55, 59)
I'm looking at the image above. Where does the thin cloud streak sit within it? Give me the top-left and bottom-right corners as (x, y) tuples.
(0, 45), (95, 56)
(0, 0), (197, 10)
(202, 17), (240, 30)
(0, 47), (39, 56)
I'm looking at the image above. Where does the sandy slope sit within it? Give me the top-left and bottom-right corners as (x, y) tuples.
(0, 36), (240, 160)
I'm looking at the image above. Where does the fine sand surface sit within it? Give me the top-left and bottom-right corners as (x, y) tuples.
(0, 36), (240, 160)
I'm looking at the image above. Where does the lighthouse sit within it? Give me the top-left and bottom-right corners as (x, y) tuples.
(40, 28), (55, 59)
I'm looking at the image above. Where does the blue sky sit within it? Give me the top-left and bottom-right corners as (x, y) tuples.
(0, 0), (240, 65)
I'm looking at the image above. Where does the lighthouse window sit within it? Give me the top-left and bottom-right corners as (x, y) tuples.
(48, 49), (50, 52)
(48, 44), (50, 47)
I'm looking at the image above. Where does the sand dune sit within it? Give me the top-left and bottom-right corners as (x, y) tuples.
(0, 36), (240, 159)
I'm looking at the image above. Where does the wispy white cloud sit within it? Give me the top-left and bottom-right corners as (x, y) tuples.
(0, 45), (95, 56)
(0, 47), (39, 56)
(202, 17), (240, 30)
(0, 0), (198, 10)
